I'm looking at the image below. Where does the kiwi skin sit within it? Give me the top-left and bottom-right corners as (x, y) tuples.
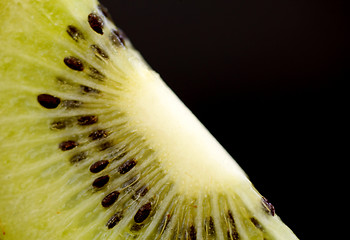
(0, 0), (298, 239)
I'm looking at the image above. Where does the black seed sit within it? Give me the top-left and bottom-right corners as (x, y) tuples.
(51, 120), (66, 130)
(227, 210), (235, 225)
(261, 197), (275, 216)
(61, 100), (82, 109)
(91, 44), (109, 59)
(90, 160), (109, 173)
(37, 94), (61, 109)
(205, 216), (215, 235)
(250, 217), (263, 230)
(59, 140), (78, 151)
(64, 56), (84, 71)
(102, 191), (120, 207)
(189, 225), (196, 240)
(92, 175), (109, 188)
(80, 85), (100, 94)
(89, 67), (105, 80)
(88, 13), (104, 34)
(51, 119), (72, 130)
(98, 4), (113, 21)
(66, 25), (84, 41)
(106, 212), (123, 229)
(77, 115), (98, 125)
(118, 159), (137, 174)
(134, 202), (152, 223)
(51, 119), (73, 130)
(227, 229), (240, 240)
(233, 231), (240, 240)
(110, 29), (126, 47)
(227, 211), (240, 239)
(70, 152), (87, 163)
(89, 129), (108, 140)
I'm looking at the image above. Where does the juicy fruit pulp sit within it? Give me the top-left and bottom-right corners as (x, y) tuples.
(0, 0), (298, 239)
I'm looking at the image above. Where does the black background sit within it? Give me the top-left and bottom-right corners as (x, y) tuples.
(100, 0), (346, 238)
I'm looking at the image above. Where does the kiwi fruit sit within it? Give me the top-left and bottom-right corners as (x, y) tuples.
(0, 0), (298, 239)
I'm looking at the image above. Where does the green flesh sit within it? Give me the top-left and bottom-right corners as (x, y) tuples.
(0, 0), (298, 239)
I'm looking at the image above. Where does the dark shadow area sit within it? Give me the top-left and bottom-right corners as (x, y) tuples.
(100, 0), (347, 238)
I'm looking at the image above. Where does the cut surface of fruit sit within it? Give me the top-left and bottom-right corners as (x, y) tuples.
(0, 0), (298, 239)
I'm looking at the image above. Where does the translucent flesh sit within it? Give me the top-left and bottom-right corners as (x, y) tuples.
(0, 0), (298, 239)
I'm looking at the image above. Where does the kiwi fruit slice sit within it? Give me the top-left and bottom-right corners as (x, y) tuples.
(0, 0), (298, 239)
